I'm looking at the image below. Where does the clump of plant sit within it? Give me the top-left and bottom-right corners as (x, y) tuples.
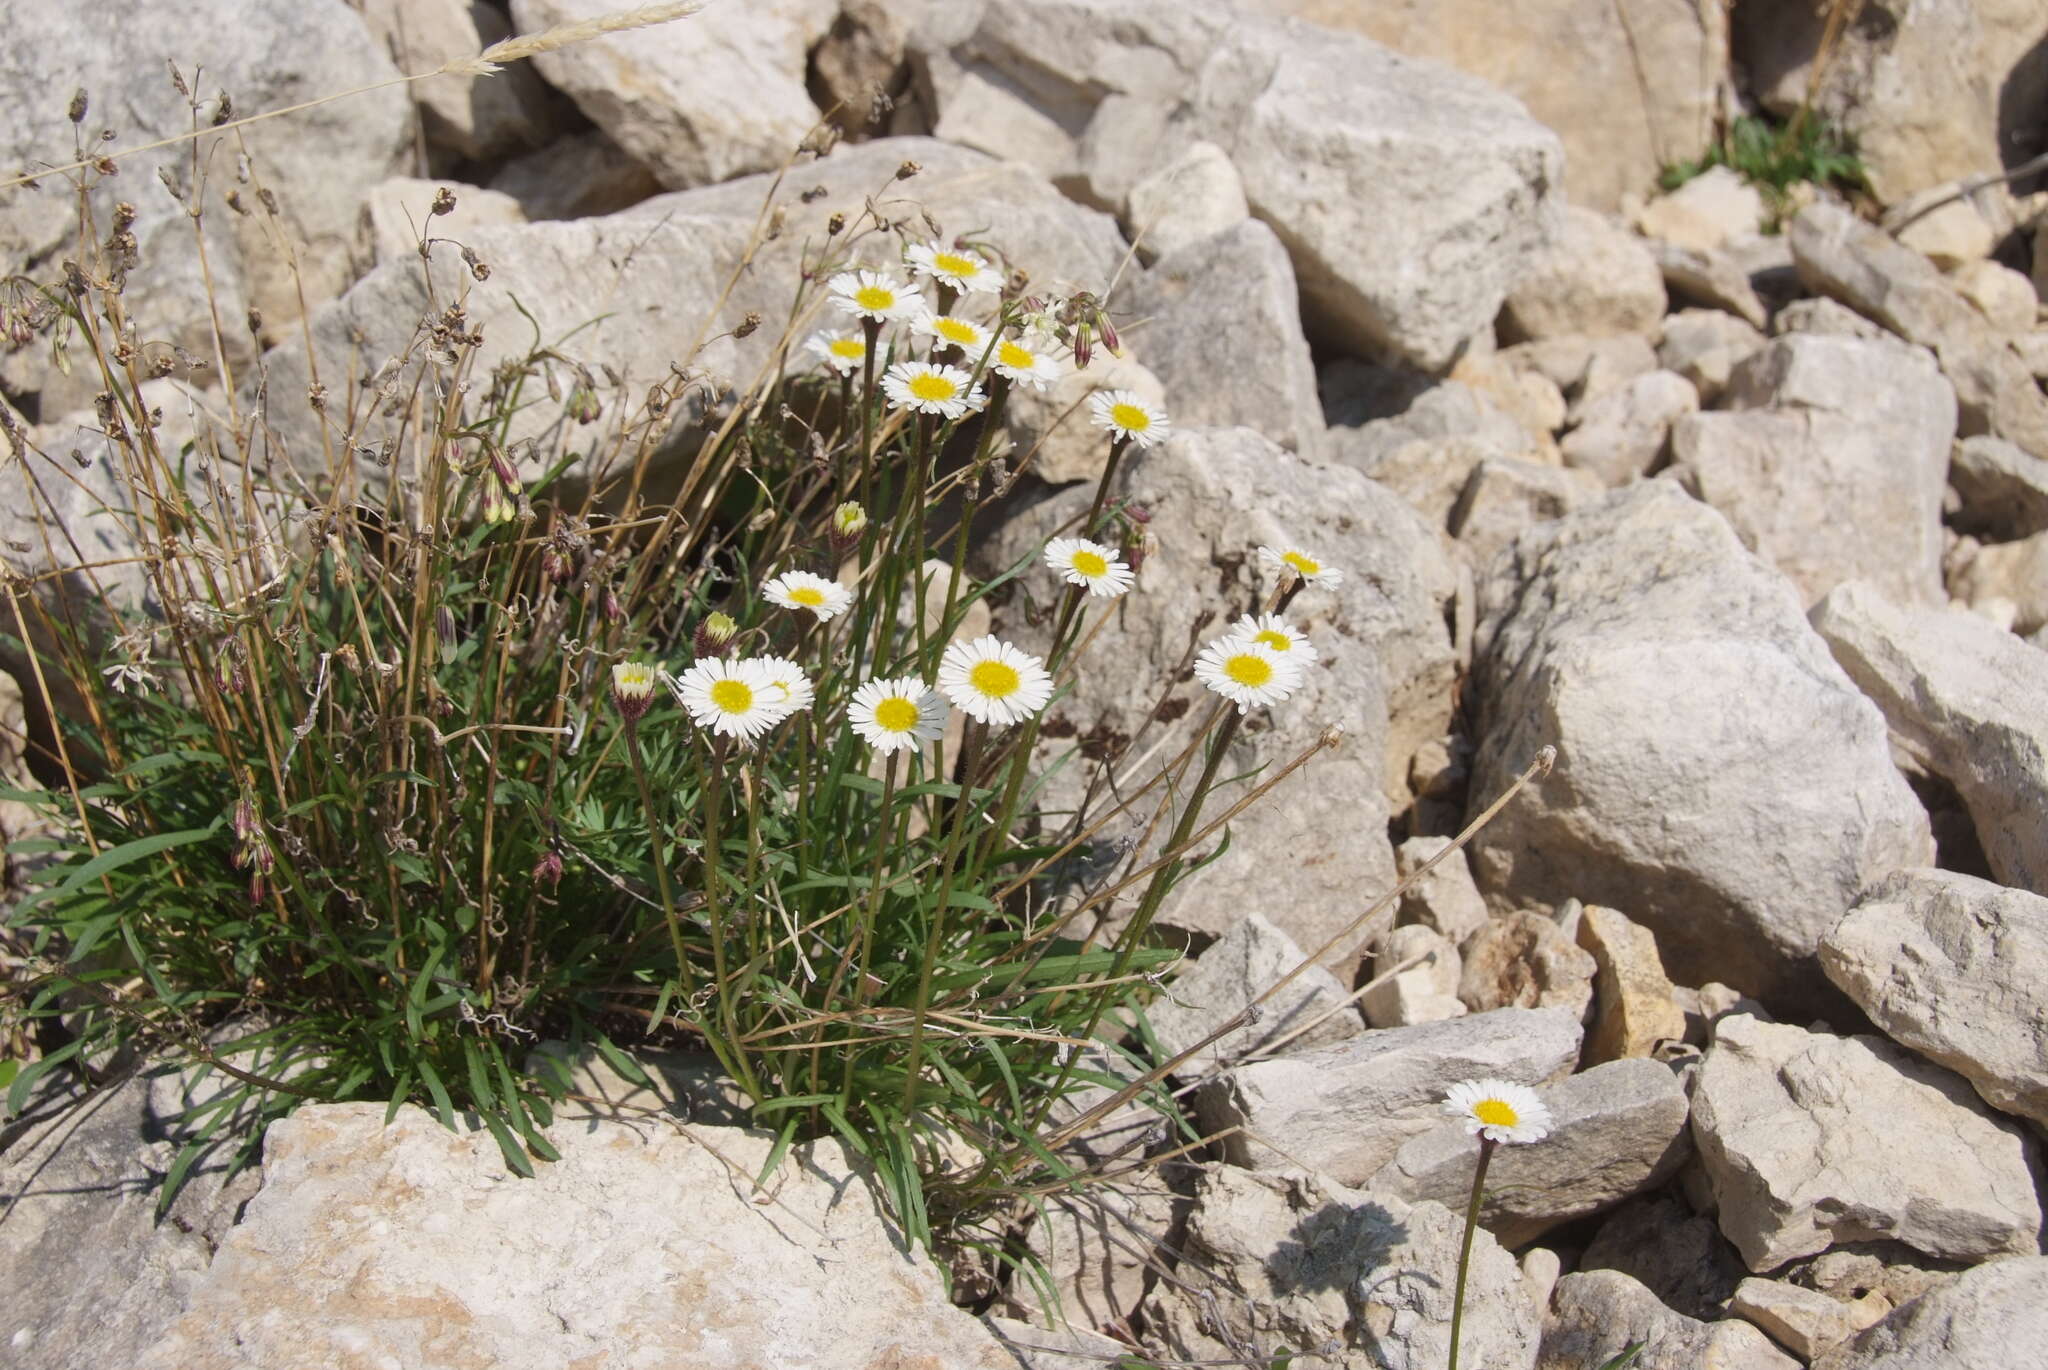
(0, 57), (1348, 1260)
(1659, 111), (1867, 228)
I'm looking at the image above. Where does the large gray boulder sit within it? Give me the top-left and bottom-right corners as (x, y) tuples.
(1812, 1255), (2048, 1370)
(1466, 481), (1933, 1003)
(1823, 869), (2048, 1128)
(1142, 911), (1361, 1074)
(135, 1102), (1020, 1369)
(1692, 1015), (2043, 1273)
(984, 427), (1459, 971)
(1811, 580), (2048, 896)
(1543, 1269), (1801, 1370)
(0, 0), (410, 415)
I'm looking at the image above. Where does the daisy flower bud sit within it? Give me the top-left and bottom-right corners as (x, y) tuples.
(1193, 632), (1306, 713)
(694, 611), (739, 658)
(832, 501), (869, 542)
(1443, 1079), (1553, 1145)
(937, 635), (1054, 728)
(762, 570), (854, 621)
(611, 660), (658, 723)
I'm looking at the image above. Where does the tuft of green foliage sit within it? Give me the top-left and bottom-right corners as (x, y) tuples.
(0, 97), (1329, 1268)
(1659, 112), (1866, 228)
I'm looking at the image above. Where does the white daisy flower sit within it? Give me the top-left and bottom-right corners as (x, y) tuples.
(805, 329), (869, 376)
(991, 332), (1065, 390)
(1088, 389), (1170, 448)
(828, 270), (921, 322)
(675, 656), (781, 742)
(880, 361), (986, 420)
(1192, 633), (1306, 713)
(762, 570), (854, 621)
(904, 240), (1003, 295)
(1230, 612), (1319, 664)
(911, 311), (992, 353)
(1442, 1078), (1553, 1146)
(1044, 536), (1135, 598)
(848, 676), (950, 754)
(937, 635), (1054, 728)
(749, 655), (815, 721)
(1255, 544), (1344, 589)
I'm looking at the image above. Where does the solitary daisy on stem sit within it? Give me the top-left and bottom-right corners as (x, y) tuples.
(911, 311), (992, 353)
(805, 329), (869, 376)
(881, 361), (986, 420)
(1193, 632), (1305, 713)
(1231, 612), (1318, 664)
(991, 332), (1065, 390)
(828, 269), (921, 322)
(762, 570), (854, 621)
(904, 240), (1004, 294)
(1044, 536), (1135, 598)
(675, 657), (781, 742)
(937, 635), (1054, 728)
(1088, 389), (1169, 448)
(1256, 544), (1343, 589)
(1443, 1078), (1552, 1145)
(849, 676), (949, 753)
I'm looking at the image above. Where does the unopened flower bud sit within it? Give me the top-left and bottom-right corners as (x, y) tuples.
(430, 186), (457, 217)
(831, 500), (868, 542)
(602, 586), (624, 622)
(481, 481), (515, 525)
(827, 211), (845, 236)
(896, 160), (921, 181)
(734, 312), (762, 339)
(488, 445), (519, 491)
(693, 611), (739, 658)
(532, 849), (563, 890)
(611, 660), (656, 722)
(565, 384), (601, 425)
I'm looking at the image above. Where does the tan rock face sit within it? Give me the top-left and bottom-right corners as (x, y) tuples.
(136, 1103), (1020, 1370)
(1578, 904), (1686, 1064)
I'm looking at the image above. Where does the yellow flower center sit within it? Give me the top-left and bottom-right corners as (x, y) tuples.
(1253, 629), (1290, 652)
(614, 665), (653, 694)
(909, 372), (958, 402)
(789, 585), (827, 607)
(1282, 551), (1321, 577)
(1109, 402), (1151, 432)
(709, 679), (754, 714)
(1473, 1098), (1519, 1128)
(969, 659), (1022, 699)
(935, 318), (979, 344)
(1070, 549), (1109, 578)
(1223, 653), (1273, 687)
(873, 697), (920, 733)
(932, 251), (977, 277)
(998, 340), (1035, 368)
(854, 285), (894, 311)
(829, 337), (865, 359)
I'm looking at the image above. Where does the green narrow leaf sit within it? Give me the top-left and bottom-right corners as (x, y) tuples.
(591, 1033), (652, 1089)
(156, 1137), (210, 1220)
(385, 1069), (415, 1125)
(7, 1037), (82, 1117)
(55, 826), (218, 894)
(481, 1110), (536, 1178)
(416, 1058), (456, 1129)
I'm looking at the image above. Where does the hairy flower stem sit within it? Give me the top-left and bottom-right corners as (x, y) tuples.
(1080, 434), (1129, 538)
(1449, 1137), (1497, 1370)
(899, 719), (986, 1114)
(622, 720), (693, 1004)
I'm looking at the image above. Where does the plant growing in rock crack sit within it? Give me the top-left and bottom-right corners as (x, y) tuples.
(0, 16), (1353, 1272)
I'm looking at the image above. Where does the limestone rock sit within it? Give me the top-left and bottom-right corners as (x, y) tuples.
(1811, 580), (2048, 895)
(135, 1102), (1019, 1369)
(1144, 1166), (1541, 1370)
(354, 0), (567, 161)
(1457, 911), (1596, 1021)
(488, 129), (662, 221)
(1393, 835), (1491, 945)
(988, 1316), (1142, 1368)
(1371, 1058), (1692, 1246)
(1144, 912), (1361, 1074)
(1811, 1255), (2048, 1370)
(1543, 1270), (1802, 1370)
(1565, 334), (1663, 420)
(0, 0), (410, 414)
(511, 0), (836, 190)
(1579, 904), (1687, 1064)
(1120, 219), (1326, 461)
(1947, 435), (2048, 540)
(1951, 259), (2039, 337)
(1560, 370), (1698, 486)
(1449, 458), (1606, 574)
(1731, 1276), (1891, 1360)
(1776, 295), (1891, 342)
(1651, 240), (1770, 328)
(1015, 1180), (1180, 1338)
(1242, 0), (1724, 215)
(1637, 167), (1768, 253)
(1503, 206), (1668, 341)
(1326, 376), (1537, 470)
(1823, 868), (2048, 1127)
(1467, 482), (1932, 1003)
(1195, 1006), (1581, 1184)
(1950, 531), (2048, 634)
(1582, 1193), (1749, 1321)
(356, 177), (526, 268)
(1362, 924), (1465, 1029)
(1125, 140), (1248, 264)
(1452, 349), (1571, 444)
(1658, 308), (1769, 404)
(984, 428), (1458, 970)
(1670, 333), (1955, 607)
(1692, 1014), (2044, 1272)
(1894, 194), (1996, 268)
